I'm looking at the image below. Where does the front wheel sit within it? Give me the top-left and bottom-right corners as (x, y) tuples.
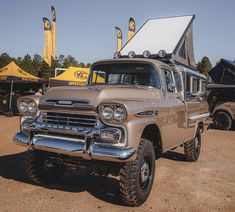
(213, 111), (232, 130)
(26, 150), (65, 185)
(119, 138), (155, 206)
(184, 129), (201, 162)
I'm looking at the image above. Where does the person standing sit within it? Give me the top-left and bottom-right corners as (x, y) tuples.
(35, 88), (43, 96)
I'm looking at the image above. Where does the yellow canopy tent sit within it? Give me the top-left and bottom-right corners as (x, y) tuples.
(0, 61), (40, 82)
(49, 67), (90, 87)
(0, 61), (41, 115)
(49, 66), (106, 87)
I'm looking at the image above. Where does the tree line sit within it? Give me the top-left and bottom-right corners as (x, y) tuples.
(0, 52), (213, 79)
(0, 53), (91, 79)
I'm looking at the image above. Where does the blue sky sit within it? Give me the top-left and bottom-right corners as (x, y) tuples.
(0, 0), (234, 65)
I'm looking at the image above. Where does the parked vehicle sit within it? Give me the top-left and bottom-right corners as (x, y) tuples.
(13, 15), (209, 206)
(207, 59), (235, 130)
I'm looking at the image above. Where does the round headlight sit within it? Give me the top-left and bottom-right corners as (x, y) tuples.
(28, 101), (37, 114)
(101, 106), (114, 120)
(18, 99), (38, 116)
(19, 101), (28, 113)
(114, 107), (126, 122)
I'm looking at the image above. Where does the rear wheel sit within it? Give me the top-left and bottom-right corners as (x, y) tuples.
(26, 150), (65, 185)
(184, 129), (201, 162)
(119, 138), (155, 206)
(213, 111), (232, 130)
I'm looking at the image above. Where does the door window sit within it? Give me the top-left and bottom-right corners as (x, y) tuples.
(173, 72), (182, 93)
(163, 69), (174, 92)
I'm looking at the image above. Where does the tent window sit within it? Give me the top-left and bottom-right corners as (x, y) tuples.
(178, 40), (186, 59)
(200, 80), (205, 92)
(190, 76), (198, 94)
(220, 68), (235, 84)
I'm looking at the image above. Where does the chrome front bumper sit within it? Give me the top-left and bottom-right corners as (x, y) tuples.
(13, 132), (136, 162)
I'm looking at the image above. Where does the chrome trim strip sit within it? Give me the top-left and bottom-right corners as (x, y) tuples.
(39, 104), (95, 111)
(46, 98), (91, 105)
(42, 118), (96, 126)
(188, 112), (210, 121)
(43, 114), (97, 122)
(135, 110), (158, 117)
(13, 132), (136, 162)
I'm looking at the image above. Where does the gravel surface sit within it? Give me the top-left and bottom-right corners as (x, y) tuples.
(0, 116), (234, 211)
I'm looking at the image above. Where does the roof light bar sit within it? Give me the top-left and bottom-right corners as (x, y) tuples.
(114, 52), (121, 59)
(143, 50), (151, 58)
(158, 49), (166, 58)
(128, 51), (136, 58)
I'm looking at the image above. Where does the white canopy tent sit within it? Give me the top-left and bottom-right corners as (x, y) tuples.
(120, 15), (196, 68)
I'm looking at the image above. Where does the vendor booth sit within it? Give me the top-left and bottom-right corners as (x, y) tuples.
(49, 67), (90, 87)
(0, 61), (43, 115)
(49, 66), (106, 87)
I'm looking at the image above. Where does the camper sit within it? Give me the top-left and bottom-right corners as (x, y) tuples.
(14, 15), (209, 206)
(207, 59), (235, 130)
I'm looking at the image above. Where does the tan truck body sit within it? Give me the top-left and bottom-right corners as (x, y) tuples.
(14, 58), (209, 161)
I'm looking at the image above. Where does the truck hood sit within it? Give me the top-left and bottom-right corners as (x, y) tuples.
(40, 85), (158, 108)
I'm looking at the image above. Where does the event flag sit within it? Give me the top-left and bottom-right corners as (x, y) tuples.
(115, 27), (123, 52)
(51, 6), (56, 60)
(43, 17), (52, 66)
(128, 17), (135, 41)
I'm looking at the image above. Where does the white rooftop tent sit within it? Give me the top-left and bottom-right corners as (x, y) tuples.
(120, 15), (196, 68)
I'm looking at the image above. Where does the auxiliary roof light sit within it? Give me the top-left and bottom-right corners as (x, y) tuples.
(158, 49), (166, 58)
(128, 51), (136, 58)
(143, 50), (151, 58)
(114, 52), (121, 59)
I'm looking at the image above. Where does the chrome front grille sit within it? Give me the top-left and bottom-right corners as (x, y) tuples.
(42, 112), (97, 128)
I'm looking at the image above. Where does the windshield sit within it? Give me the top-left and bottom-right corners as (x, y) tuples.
(89, 63), (161, 88)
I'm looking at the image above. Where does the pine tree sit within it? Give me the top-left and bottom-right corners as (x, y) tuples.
(197, 56), (212, 76)
(0, 53), (12, 67)
(86, 63), (91, 68)
(0, 52), (90, 79)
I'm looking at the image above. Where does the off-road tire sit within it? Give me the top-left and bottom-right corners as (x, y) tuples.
(213, 111), (232, 130)
(26, 150), (65, 185)
(184, 129), (201, 162)
(119, 138), (155, 206)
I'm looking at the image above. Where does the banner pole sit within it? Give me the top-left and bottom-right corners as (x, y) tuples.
(8, 79), (14, 116)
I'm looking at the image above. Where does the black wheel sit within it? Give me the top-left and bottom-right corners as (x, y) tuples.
(213, 111), (232, 130)
(119, 138), (155, 206)
(184, 129), (201, 162)
(26, 150), (65, 185)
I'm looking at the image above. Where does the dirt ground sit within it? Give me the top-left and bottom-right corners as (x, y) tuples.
(0, 115), (234, 212)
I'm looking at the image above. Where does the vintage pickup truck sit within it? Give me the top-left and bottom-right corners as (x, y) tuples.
(13, 15), (210, 206)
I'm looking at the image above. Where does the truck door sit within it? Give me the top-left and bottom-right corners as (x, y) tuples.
(161, 68), (186, 150)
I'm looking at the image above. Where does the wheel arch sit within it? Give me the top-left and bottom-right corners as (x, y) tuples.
(197, 122), (204, 133)
(213, 109), (234, 120)
(141, 124), (163, 158)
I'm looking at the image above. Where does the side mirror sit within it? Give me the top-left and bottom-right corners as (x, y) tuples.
(168, 82), (176, 92)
